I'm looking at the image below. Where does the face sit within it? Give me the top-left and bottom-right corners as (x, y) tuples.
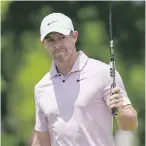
(43, 31), (78, 62)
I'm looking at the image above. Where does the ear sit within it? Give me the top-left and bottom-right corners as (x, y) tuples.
(73, 31), (78, 42)
(40, 39), (47, 48)
(40, 40), (44, 44)
(41, 40), (47, 49)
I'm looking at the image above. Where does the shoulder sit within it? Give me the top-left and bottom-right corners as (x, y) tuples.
(86, 57), (110, 73)
(87, 58), (123, 84)
(89, 58), (122, 76)
(34, 72), (52, 96)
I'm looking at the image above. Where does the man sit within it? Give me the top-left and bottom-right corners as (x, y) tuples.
(31, 13), (138, 146)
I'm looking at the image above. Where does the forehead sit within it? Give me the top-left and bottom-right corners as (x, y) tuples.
(46, 32), (65, 38)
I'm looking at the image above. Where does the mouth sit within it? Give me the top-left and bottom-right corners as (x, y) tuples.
(55, 49), (66, 53)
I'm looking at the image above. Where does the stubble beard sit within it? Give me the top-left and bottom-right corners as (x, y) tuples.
(53, 49), (72, 65)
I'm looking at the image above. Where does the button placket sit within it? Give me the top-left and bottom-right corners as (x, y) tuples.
(57, 74), (67, 83)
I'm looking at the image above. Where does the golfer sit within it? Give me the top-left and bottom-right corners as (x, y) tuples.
(31, 13), (138, 146)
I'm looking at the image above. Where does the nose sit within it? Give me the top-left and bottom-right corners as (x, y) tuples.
(54, 43), (61, 49)
(52, 38), (62, 49)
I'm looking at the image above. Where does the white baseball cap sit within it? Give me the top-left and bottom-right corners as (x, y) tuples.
(40, 13), (74, 42)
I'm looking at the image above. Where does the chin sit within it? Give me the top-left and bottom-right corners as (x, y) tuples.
(55, 51), (70, 60)
(54, 56), (68, 63)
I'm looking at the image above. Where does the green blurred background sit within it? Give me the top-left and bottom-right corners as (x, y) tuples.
(1, 1), (145, 146)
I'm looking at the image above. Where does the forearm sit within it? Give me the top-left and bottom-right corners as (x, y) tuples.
(31, 130), (51, 146)
(31, 130), (41, 146)
(116, 105), (138, 131)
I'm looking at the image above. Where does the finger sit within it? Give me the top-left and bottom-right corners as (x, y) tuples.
(111, 87), (120, 94)
(111, 102), (123, 108)
(109, 98), (123, 107)
(109, 99), (119, 106)
(110, 102), (123, 109)
(109, 94), (121, 101)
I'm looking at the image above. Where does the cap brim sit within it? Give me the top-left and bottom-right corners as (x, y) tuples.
(40, 27), (71, 42)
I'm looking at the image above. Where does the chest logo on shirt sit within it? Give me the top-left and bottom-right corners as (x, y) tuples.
(76, 77), (87, 82)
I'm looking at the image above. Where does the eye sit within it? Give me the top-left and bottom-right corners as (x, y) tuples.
(47, 38), (53, 42)
(59, 36), (65, 39)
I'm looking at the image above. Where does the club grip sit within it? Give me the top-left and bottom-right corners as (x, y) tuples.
(112, 107), (118, 115)
(111, 84), (118, 116)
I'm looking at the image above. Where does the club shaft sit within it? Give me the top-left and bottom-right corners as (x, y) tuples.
(109, 1), (118, 115)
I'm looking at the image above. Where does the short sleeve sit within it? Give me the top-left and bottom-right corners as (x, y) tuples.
(102, 68), (131, 106)
(34, 87), (48, 132)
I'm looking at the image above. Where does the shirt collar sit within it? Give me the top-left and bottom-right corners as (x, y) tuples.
(50, 51), (88, 77)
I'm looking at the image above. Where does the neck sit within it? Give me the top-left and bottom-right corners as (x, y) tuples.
(55, 51), (78, 76)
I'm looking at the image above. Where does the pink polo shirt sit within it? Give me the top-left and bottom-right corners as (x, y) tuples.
(34, 51), (131, 146)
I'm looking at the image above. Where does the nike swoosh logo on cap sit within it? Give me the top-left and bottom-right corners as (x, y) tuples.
(48, 20), (58, 26)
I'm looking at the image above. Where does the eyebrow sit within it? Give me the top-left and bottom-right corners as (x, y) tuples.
(44, 35), (52, 39)
(45, 34), (65, 39)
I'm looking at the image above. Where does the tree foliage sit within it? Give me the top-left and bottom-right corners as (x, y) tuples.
(1, 1), (145, 146)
